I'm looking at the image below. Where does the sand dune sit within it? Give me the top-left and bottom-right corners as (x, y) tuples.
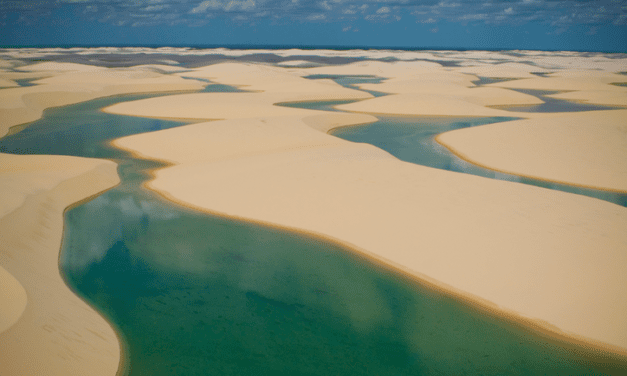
(0, 153), (120, 376)
(2, 53), (627, 375)
(437, 110), (627, 192)
(109, 61), (627, 355)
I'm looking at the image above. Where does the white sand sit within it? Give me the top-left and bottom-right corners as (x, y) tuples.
(108, 61), (627, 355)
(0, 153), (121, 376)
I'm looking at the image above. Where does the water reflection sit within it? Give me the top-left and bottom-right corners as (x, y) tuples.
(61, 172), (617, 375)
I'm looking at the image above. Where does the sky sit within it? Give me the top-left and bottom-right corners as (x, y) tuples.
(0, 0), (626, 51)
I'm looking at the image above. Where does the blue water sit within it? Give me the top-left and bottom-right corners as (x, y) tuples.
(1, 93), (625, 374)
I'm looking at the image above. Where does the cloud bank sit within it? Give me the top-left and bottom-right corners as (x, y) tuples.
(1, 0), (625, 28)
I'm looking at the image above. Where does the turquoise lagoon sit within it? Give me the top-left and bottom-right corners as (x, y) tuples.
(0, 92), (624, 375)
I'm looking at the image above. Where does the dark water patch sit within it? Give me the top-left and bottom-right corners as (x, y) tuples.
(305, 74), (385, 84)
(611, 82), (627, 87)
(471, 76), (518, 86)
(14, 52), (369, 69)
(278, 99), (357, 112)
(305, 74), (388, 97)
(180, 76), (246, 93)
(530, 72), (554, 77)
(14, 77), (38, 87)
(330, 116), (627, 207)
(495, 88), (621, 112)
(201, 84), (245, 93)
(0, 94), (196, 157)
(1, 91), (624, 374)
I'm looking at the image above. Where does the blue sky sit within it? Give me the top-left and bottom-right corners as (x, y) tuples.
(1, 0), (626, 51)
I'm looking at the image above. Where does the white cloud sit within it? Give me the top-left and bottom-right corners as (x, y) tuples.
(143, 5), (169, 12)
(4, 0), (624, 30)
(308, 13), (325, 20)
(190, 0), (255, 13)
(437, 1), (460, 8)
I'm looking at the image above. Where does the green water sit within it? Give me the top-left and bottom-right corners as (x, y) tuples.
(0, 95), (625, 375)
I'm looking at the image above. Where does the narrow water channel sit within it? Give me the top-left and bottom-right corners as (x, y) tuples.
(0, 93), (623, 374)
(296, 75), (627, 207)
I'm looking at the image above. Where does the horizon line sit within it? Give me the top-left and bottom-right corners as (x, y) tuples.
(1, 44), (625, 54)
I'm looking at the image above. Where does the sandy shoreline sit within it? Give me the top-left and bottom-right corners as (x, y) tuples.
(107, 60), (627, 358)
(0, 62), (207, 375)
(2, 51), (627, 374)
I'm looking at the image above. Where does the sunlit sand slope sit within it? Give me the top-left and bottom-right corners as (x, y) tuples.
(0, 153), (120, 376)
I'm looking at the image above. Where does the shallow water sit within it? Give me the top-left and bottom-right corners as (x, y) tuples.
(180, 76), (246, 93)
(331, 116), (627, 207)
(14, 77), (38, 87)
(305, 74), (388, 97)
(0, 94), (624, 374)
(471, 76), (516, 86)
(495, 89), (620, 112)
(295, 75), (627, 206)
